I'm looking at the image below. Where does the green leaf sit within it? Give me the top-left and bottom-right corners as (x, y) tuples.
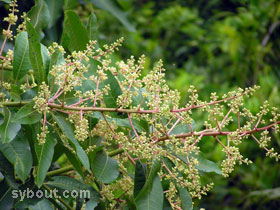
(0, 172), (3, 182)
(10, 85), (21, 101)
(0, 0), (11, 3)
(52, 113), (90, 171)
(92, 112), (147, 133)
(64, 0), (78, 10)
(64, 10), (89, 52)
(177, 186), (192, 210)
(87, 13), (99, 42)
(41, 44), (50, 73)
(45, 176), (98, 201)
(135, 159), (161, 200)
(133, 161), (146, 197)
(92, 151), (119, 184)
(91, 0), (135, 32)
(45, 176), (89, 191)
(85, 199), (98, 210)
(195, 154), (222, 175)
(0, 107), (21, 143)
(13, 32), (31, 82)
(0, 152), (18, 189)
(0, 187), (13, 210)
(135, 175), (163, 210)
(29, 199), (55, 210)
(12, 102), (41, 124)
(27, 0), (51, 33)
(169, 120), (195, 135)
(35, 134), (56, 187)
(48, 49), (65, 72)
(26, 20), (46, 85)
(102, 70), (122, 108)
(63, 146), (84, 177)
(0, 136), (32, 183)
(176, 153), (222, 175)
(45, 0), (64, 29)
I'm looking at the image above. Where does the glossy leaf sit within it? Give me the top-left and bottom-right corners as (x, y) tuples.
(0, 107), (21, 143)
(35, 134), (56, 187)
(27, 0), (51, 33)
(13, 32), (31, 82)
(64, 10), (89, 52)
(0, 136), (32, 183)
(92, 151), (119, 184)
(135, 175), (163, 210)
(52, 113), (90, 171)
(26, 21), (46, 85)
(91, 0), (135, 32)
(12, 102), (41, 124)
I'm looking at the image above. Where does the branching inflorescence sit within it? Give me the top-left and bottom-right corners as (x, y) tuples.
(1, 1), (280, 209)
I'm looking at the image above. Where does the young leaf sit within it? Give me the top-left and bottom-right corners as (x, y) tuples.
(64, 10), (89, 52)
(0, 136), (32, 183)
(35, 134), (56, 187)
(12, 102), (41, 124)
(26, 21), (46, 85)
(135, 175), (163, 210)
(91, 151), (119, 184)
(52, 113), (90, 171)
(13, 32), (31, 82)
(91, 0), (136, 32)
(27, 0), (51, 33)
(0, 107), (21, 143)
(87, 13), (99, 42)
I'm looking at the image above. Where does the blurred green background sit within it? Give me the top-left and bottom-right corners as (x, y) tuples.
(1, 0), (280, 209)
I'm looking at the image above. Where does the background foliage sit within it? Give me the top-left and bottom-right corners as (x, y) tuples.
(0, 0), (280, 209)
